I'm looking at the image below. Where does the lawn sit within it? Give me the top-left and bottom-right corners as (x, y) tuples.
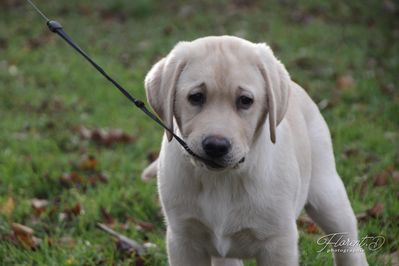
(0, 0), (398, 265)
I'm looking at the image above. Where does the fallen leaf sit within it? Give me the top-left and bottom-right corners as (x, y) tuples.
(367, 203), (384, 218)
(373, 172), (388, 187)
(336, 75), (355, 90)
(78, 155), (97, 171)
(306, 223), (318, 234)
(11, 223), (41, 249)
(297, 215), (319, 234)
(78, 126), (92, 139)
(63, 203), (83, 219)
(100, 207), (115, 225)
(1, 197), (15, 217)
(87, 173), (108, 186)
(77, 126), (136, 146)
(31, 198), (49, 217)
(60, 172), (84, 188)
(135, 220), (155, 232)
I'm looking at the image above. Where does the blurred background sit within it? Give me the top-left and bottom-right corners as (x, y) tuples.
(0, 0), (398, 265)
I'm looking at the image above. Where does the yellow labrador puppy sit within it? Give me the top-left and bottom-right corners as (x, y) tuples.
(142, 36), (368, 266)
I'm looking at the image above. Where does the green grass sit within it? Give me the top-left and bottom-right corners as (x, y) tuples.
(1, 0), (398, 265)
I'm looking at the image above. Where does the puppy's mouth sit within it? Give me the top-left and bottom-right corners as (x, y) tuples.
(191, 156), (245, 171)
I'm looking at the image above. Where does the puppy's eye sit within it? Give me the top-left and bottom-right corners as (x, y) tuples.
(237, 95), (254, 109)
(188, 92), (205, 106)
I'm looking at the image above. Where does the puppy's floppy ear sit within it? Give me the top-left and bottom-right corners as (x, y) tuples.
(257, 43), (291, 144)
(144, 53), (187, 142)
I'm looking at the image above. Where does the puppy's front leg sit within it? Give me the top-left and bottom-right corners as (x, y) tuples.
(256, 224), (299, 266)
(167, 228), (211, 266)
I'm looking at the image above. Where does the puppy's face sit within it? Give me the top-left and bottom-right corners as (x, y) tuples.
(174, 51), (265, 169)
(145, 36), (291, 170)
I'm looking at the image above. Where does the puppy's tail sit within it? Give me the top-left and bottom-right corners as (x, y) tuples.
(141, 159), (158, 182)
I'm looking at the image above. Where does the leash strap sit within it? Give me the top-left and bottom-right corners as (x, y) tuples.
(27, 0), (221, 168)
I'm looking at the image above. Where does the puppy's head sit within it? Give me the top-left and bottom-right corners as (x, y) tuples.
(145, 36), (290, 170)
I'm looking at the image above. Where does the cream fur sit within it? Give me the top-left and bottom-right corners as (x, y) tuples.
(143, 36), (368, 266)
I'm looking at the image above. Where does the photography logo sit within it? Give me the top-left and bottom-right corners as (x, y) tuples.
(317, 232), (385, 253)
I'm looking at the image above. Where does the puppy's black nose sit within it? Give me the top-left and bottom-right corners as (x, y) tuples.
(202, 136), (231, 158)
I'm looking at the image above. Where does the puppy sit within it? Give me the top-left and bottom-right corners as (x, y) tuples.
(143, 36), (368, 266)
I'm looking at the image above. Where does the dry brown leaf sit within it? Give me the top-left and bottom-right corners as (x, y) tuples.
(127, 216), (155, 232)
(88, 173), (108, 186)
(31, 198), (49, 217)
(134, 220), (155, 232)
(1, 197), (15, 217)
(367, 203), (384, 218)
(78, 155), (97, 171)
(77, 126), (135, 146)
(60, 172), (84, 187)
(78, 126), (92, 139)
(11, 223), (41, 249)
(100, 207), (115, 225)
(297, 215), (319, 234)
(373, 172), (388, 187)
(306, 223), (318, 234)
(336, 75), (355, 90)
(63, 203), (83, 218)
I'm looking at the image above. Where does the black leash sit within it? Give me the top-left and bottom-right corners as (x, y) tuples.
(26, 0), (222, 168)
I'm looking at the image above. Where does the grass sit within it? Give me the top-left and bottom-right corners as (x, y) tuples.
(1, 0), (398, 265)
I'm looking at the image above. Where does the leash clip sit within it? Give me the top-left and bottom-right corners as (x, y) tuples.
(47, 20), (63, 32)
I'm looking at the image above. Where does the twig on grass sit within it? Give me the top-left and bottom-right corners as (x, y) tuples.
(96, 223), (145, 255)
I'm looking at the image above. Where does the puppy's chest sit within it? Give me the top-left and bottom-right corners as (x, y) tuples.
(189, 183), (268, 257)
